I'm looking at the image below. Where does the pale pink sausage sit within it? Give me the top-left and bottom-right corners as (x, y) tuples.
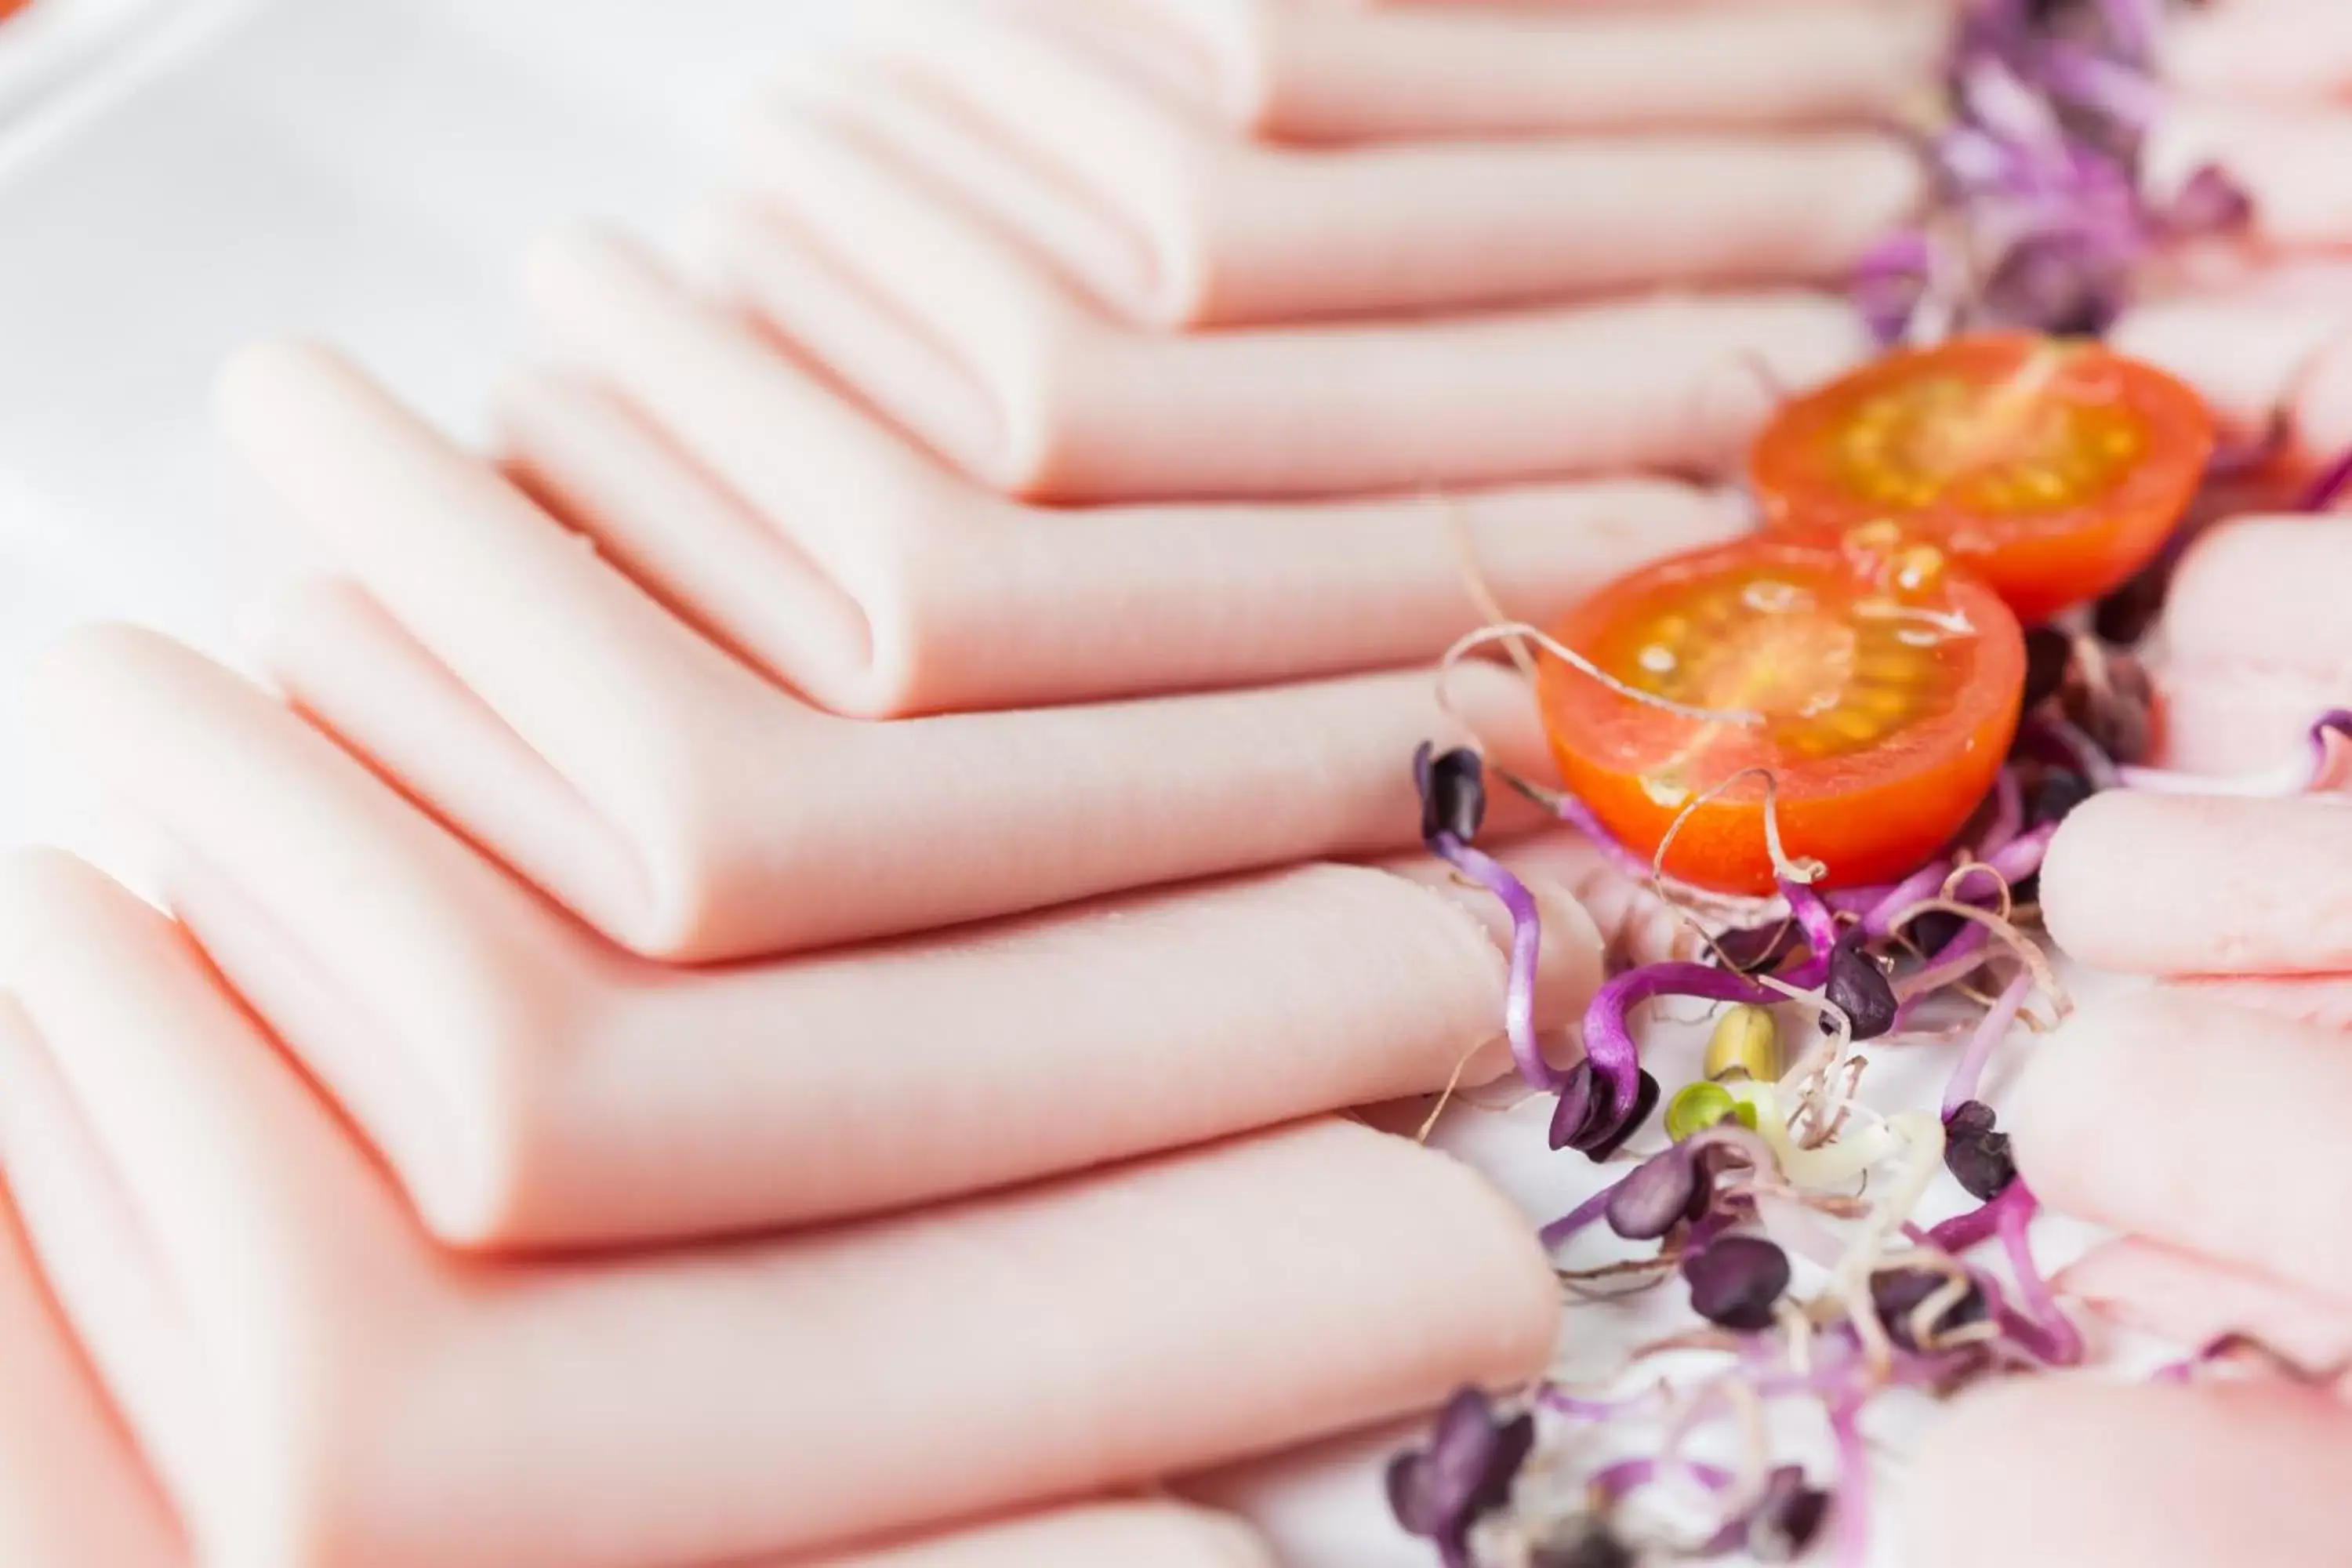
(0, 853), (1560, 1566)
(2165, 2), (2352, 100)
(2063, 1238), (2352, 1379)
(2176, 973), (2352, 1033)
(34, 623), (1603, 1250)
(2164, 517), (2352, 665)
(1183, 1418), (1427, 1567)
(1904, 1379), (2352, 1568)
(2150, 106), (2352, 247)
(2041, 790), (2352, 975)
(818, 1504), (1273, 1568)
(2012, 989), (2352, 1301)
(1005, 0), (1951, 143)
(219, 339), (1552, 963)
(0, 1122), (184, 1567)
(805, 9), (1921, 327)
(2109, 298), (2352, 452)
(2153, 514), (2352, 772)
(690, 105), (1871, 502)
(509, 229), (1744, 718)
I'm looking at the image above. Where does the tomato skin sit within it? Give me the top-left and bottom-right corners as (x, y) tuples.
(1751, 334), (2214, 626)
(1538, 539), (2027, 896)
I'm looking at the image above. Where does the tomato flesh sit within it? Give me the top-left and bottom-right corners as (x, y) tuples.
(1751, 334), (2213, 625)
(1538, 533), (2026, 895)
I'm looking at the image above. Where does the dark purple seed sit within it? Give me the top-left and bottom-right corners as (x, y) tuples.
(1907, 909), (1966, 959)
(1682, 1236), (1792, 1332)
(1748, 1466), (1832, 1563)
(2031, 770), (2094, 828)
(2096, 564), (2172, 648)
(1386, 1388), (1536, 1548)
(1711, 918), (1804, 976)
(2022, 626), (2072, 709)
(1606, 1147), (1700, 1242)
(1414, 742), (1486, 846)
(1581, 1070), (1661, 1163)
(1439, 1410), (1534, 1532)
(1530, 1521), (1637, 1568)
(1548, 1063), (1604, 1153)
(1383, 1449), (1445, 1537)
(1871, 1268), (1990, 1354)
(1822, 937), (1898, 1041)
(2063, 649), (2156, 764)
(1944, 1100), (2017, 1200)
(1945, 1100), (1997, 1141)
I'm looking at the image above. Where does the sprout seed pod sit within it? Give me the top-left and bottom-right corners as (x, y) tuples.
(1705, 1004), (1780, 1083)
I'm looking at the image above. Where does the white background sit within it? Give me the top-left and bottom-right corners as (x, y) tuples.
(0, 0), (846, 836)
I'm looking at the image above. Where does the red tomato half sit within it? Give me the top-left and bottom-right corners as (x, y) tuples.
(1539, 533), (2026, 895)
(1751, 334), (2213, 625)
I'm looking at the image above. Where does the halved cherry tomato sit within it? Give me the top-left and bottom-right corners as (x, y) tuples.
(1538, 532), (2025, 895)
(1751, 334), (2213, 625)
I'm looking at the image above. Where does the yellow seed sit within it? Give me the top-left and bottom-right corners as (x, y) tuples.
(1705, 1004), (1782, 1083)
(1824, 709), (1882, 744)
(1844, 519), (1907, 555)
(1853, 684), (1911, 720)
(1857, 652), (1925, 684)
(2022, 467), (2070, 503)
(1893, 543), (1944, 593)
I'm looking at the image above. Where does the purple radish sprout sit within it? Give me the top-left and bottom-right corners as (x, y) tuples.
(1683, 1236), (1795, 1333)
(1415, 744), (1563, 1092)
(1386, 1388), (1536, 1568)
(1943, 970), (2035, 1118)
(1994, 1182), (2083, 1364)
(1943, 1100), (2019, 1203)
(1590, 1454), (1734, 1501)
(1826, 1395), (1873, 1568)
(2117, 710), (2352, 797)
(1926, 1175), (2039, 1255)
(2303, 445), (2352, 513)
(1577, 964), (1787, 1131)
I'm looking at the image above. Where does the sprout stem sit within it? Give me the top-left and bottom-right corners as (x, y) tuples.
(1431, 833), (1561, 1092)
(1926, 1176), (2036, 1254)
(1994, 1182), (2082, 1365)
(1942, 969), (2034, 1118)
(2117, 710), (2352, 797)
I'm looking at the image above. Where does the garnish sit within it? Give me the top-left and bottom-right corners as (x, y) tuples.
(2114, 709), (2352, 797)
(1416, 742), (1563, 1093)
(1682, 1236), (1794, 1333)
(1751, 335), (2214, 622)
(1387, 13), (2350, 1559)
(1534, 533), (2027, 895)
(1857, 0), (2249, 349)
(1386, 1388), (1537, 1568)
(1703, 1003), (1781, 1083)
